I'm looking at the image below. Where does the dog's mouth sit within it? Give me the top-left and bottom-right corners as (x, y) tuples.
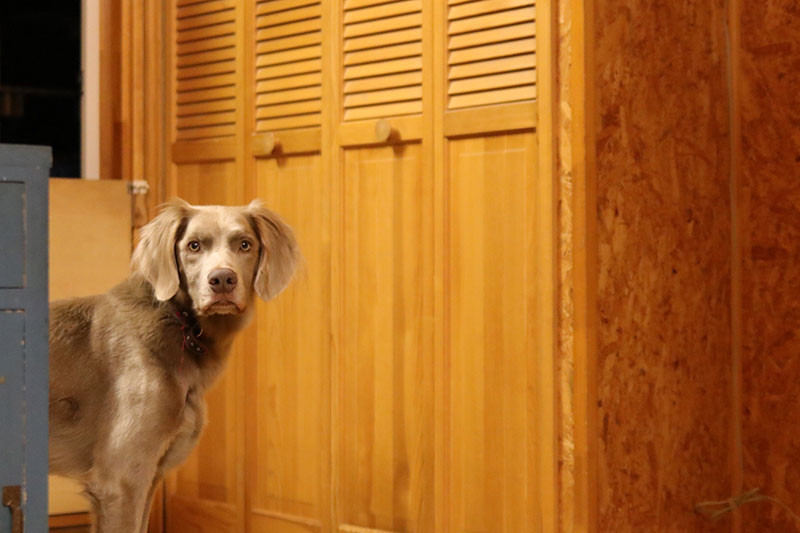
(201, 299), (244, 315)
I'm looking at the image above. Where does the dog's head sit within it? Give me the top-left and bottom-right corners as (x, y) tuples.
(131, 199), (299, 315)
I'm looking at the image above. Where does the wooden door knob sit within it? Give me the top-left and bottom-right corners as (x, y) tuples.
(254, 132), (276, 155)
(375, 119), (393, 142)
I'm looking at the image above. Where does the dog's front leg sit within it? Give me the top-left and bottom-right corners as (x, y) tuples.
(138, 473), (163, 533)
(160, 388), (207, 472)
(87, 474), (154, 533)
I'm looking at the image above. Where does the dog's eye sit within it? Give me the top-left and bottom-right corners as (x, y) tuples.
(188, 241), (201, 252)
(240, 240), (252, 252)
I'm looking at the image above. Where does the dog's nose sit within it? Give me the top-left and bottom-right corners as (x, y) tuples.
(208, 268), (238, 294)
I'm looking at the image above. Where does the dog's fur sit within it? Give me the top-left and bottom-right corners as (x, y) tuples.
(48, 199), (298, 532)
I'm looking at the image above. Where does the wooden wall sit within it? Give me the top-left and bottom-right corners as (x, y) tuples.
(106, 0), (800, 531)
(590, 0), (734, 530)
(577, 0), (800, 531)
(739, 0), (800, 530)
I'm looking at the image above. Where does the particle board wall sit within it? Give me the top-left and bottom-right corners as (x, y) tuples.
(738, 1), (800, 530)
(593, 1), (733, 530)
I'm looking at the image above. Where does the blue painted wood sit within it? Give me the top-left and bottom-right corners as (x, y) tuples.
(0, 314), (24, 533)
(0, 144), (51, 533)
(0, 184), (24, 288)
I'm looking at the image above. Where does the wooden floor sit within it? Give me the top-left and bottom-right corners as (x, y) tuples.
(49, 512), (91, 533)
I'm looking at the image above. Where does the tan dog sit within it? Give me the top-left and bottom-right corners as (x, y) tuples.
(48, 199), (298, 532)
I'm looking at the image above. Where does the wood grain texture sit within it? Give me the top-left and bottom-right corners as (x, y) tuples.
(738, 1), (800, 530)
(166, 162), (244, 532)
(255, 0), (322, 132)
(338, 144), (434, 532)
(153, 1), (557, 531)
(48, 179), (132, 301)
(446, 133), (538, 533)
(342, 1), (423, 121)
(100, 0), (123, 181)
(249, 154), (329, 533)
(446, 1), (536, 110)
(593, 1), (733, 531)
(175, 0), (238, 142)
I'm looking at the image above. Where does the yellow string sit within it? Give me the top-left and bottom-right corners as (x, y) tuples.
(695, 488), (800, 524)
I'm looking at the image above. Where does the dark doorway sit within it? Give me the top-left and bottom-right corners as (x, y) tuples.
(0, 1), (81, 177)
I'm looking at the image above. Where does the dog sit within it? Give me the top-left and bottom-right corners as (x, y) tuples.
(48, 198), (299, 532)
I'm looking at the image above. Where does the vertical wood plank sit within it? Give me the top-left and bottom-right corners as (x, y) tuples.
(534, 0), (558, 530)
(100, 0), (122, 180)
(249, 154), (329, 533)
(432, 0), (449, 531)
(338, 144), (434, 533)
(165, 164), (244, 533)
(446, 133), (538, 533)
(569, 0), (599, 530)
(320, 1), (337, 532)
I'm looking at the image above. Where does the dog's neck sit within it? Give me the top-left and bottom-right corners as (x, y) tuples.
(171, 291), (254, 339)
(169, 302), (207, 357)
(166, 288), (253, 370)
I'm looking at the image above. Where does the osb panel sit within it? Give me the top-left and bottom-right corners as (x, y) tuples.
(739, 1), (800, 530)
(594, 1), (733, 531)
(557, 0), (576, 528)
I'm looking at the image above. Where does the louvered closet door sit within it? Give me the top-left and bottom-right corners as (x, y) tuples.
(165, 1), (246, 532)
(246, 1), (331, 533)
(334, 1), (434, 533)
(254, 0), (322, 133)
(440, 1), (542, 532)
(342, 0), (423, 120)
(447, 0), (536, 109)
(175, 0), (239, 142)
(153, 0), (553, 531)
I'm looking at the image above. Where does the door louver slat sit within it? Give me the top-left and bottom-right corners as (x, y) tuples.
(255, 0), (323, 132)
(175, 0), (237, 141)
(447, 0), (537, 110)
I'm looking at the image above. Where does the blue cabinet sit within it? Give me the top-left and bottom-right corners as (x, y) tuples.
(0, 145), (51, 533)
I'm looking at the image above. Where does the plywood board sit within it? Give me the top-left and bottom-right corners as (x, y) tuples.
(739, 1), (800, 530)
(48, 178), (132, 515)
(593, 1), (734, 530)
(49, 178), (132, 300)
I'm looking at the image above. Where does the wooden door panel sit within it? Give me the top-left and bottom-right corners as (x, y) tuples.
(338, 144), (434, 532)
(249, 154), (329, 533)
(171, 162), (240, 205)
(167, 161), (243, 532)
(167, 345), (243, 532)
(446, 132), (537, 533)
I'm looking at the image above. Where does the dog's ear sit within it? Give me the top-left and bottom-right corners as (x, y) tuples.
(131, 198), (191, 301)
(247, 200), (299, 301)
